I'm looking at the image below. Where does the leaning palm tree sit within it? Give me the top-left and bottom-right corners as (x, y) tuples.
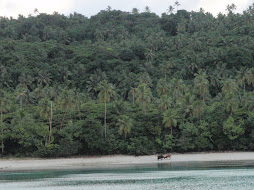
(97, 80), (116, 139)
(39, 98), (53, 144)
(163, 109), (177, 136)
(117, 115), (133, 140)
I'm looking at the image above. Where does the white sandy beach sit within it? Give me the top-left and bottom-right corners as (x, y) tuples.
(1, 152), (254, 171)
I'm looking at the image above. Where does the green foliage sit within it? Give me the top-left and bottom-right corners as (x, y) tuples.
(223, 116), (244, 141)
(1, 5), (254, 157)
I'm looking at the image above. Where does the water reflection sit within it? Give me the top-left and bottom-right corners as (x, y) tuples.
(1, 161), (254, 190)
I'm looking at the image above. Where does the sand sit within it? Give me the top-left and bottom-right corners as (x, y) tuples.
(1, 152), (254, 171)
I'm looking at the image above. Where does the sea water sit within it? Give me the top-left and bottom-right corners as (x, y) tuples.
(1, 161), (254, 190)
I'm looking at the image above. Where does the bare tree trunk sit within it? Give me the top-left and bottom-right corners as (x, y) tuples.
(1, 111), (4, 154)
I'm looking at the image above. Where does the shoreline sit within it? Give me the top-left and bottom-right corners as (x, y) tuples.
(1, 152), (254, 172)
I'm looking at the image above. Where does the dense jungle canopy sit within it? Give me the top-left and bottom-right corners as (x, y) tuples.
(1, 4), (254, 157)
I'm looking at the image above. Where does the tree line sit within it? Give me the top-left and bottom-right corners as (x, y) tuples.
(1, 3), (254, 157)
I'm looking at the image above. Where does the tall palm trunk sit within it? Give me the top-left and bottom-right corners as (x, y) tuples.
(1, 111), (4, 154)
(48, 117), (52, 145)
(104, 93), (107, 139)
(48, 101), (53, 144)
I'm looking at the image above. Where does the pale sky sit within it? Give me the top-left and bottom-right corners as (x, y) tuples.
(0, 0), (253, 18)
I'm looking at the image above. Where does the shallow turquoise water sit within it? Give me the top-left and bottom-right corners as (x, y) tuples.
(1, 161), (254, 190)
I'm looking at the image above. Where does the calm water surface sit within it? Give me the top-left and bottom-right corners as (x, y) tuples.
(1, 161), (254, 190)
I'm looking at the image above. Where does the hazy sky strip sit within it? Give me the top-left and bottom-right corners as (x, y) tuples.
(0, 0), (253, 18)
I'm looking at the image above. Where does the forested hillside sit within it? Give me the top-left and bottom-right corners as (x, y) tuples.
(1, 4), (254, 157)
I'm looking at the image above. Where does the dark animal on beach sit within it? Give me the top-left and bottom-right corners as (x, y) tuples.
(157, 155), (165, 160)
(164, 154), (171, 159)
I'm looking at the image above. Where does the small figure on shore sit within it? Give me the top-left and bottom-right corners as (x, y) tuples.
(157, 154), (165, 160)
(164, 154), (171, 159)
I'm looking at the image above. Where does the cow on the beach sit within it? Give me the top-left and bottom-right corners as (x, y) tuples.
(164, 154), (171, 159)
(157, 155), (165, 160)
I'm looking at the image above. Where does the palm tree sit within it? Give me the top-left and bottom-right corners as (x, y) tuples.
(174, 1), (180, 11)
(39, 98), (53, 144)
(97, 80), (116, 139)
(136, 83), (152, 115)
(160, 61), (175, 81)
(167, 5), (175, 14)
(159, 95), (172, 111)
(36, 70), (52, 87)
(117, 115), (133, 140)
(58, 89), (75, 129)
(129, 87), (137, 105)
(137, 72), (152, 87)
(170, 78), (185, 102)
(236, 68), (249, 99)
(222, 79), (239, 116)
(145, 6), (151, 13)
(16, 85), (28, 109)
(194, 99), (205, 121)
(87, 69), (107, 96)
(106, 6), (112, 12)
(248, 68), (254, 87)
(177, 93), (195, 119)
(163, 109), (177, 136)
(194, 70), (209, 103)
(157, 78), (169, 96)
(132, 8), (139, 14)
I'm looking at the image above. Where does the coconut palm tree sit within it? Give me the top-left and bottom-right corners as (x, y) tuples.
(236, 68), (249, 99)
(177, 93), (195, 119)
(39, 98), (53, 144)
(157, 78), (169, 96)
(163, 109), (177, 136)
(97, 80), (116, 139)
(136, 83), (152, 115)
(194, 70), (209, 103)
(167, 6), (175, 14)
(117, 115), (133, 140)
(174, 1), (180, 11)
(222, 79), (239, 116)
(129, 87), (137, 105)
(144, 6), (151, 13)
(159, 95), (172, 111)
(58, 89), (75, 129)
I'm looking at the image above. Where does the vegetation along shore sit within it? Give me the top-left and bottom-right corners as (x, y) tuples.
(0, 4), (254, 158)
